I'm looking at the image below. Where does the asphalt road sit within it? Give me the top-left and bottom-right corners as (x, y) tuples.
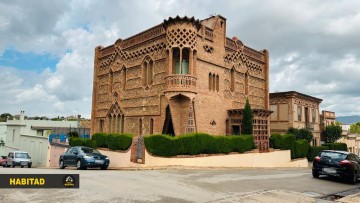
(0, 167), (359, 203)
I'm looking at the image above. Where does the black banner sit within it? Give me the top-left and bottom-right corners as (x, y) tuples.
(0, 174), (79, 188)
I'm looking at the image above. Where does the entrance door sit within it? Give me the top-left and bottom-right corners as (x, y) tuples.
(162, 106), (175, 136)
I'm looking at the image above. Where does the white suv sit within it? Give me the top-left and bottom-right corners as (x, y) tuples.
(7, 151), (32, 168)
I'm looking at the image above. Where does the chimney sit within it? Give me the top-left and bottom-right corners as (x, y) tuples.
(20, 110), (25, 121)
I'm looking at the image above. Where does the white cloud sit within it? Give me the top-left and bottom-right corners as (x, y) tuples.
(1, 0), (360, 118)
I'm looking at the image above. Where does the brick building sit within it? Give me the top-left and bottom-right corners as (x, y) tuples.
(269, 91), (322, 146)
(91, 15), (271, 151)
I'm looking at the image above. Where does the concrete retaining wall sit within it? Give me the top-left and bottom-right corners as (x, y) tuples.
(99, 149), (308, 168)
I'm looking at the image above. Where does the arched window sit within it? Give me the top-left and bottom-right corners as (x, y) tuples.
(148, 60), (153, 85)
(173, 48), (180, 74)
(150, 118), (154, 135)
(142, 61), (148, 86)
(122, 67), (126, 91)
(230, 68), (235, 92)
(212, 74), (216, 91)
(109, 70), (114, 93)
(209, 73), (212, 90)
(245, 71), (249, 95)
(172, 48), (190, 74)
(182, 48), (190, 74)
(216, 75), (219, 92)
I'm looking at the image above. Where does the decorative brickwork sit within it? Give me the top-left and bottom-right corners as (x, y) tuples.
(91, 15), (271, 156)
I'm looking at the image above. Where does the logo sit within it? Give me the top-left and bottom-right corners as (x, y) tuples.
(63, 175), (76, 188)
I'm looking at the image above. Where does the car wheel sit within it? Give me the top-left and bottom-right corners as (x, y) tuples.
(12, 164), (15, 168)
(59, 160), (65, 169)
(101, 166), (108, 170)
(312, 171), (319, 178)
(76, 160), (83, 170)
(349, 172), (357, 184)
(21, 166), (24, 168)
(28, 165), (31, 168)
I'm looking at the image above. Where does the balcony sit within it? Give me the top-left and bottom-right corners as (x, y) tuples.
(164, 75), (197, 94)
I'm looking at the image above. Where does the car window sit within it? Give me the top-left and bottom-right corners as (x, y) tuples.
(8, 153), (13, 158)
(66, 148), (77, 154)
(15, 153), (29, 159)
(320, 152), (347, 160)
(80, 147), (101, 154)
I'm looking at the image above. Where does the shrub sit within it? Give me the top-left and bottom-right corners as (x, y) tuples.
(322, 143), (347, 151)
(307, 146), (329, 161)
(144, 133), (254, 157)
(92, 133), (108, 148)
(291, 139), (310, 159)
(69, 137), (97, 148)
(287, 128), (313, 142)
(270, 134), (295, 150)
(144, 134), (179, 157)
(107, 133), (133, 151)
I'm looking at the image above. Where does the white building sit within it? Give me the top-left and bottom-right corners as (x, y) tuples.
(0, 111), (78, 167)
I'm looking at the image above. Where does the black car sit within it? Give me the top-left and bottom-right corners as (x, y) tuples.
(59, 146), (110, 170)
(312, 150), (360, 184)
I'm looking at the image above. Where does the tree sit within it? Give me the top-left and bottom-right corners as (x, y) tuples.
(0, 113), (12, 122)
(0, 139), (5, 147)
(68, 131), (79, 138)
(242, 99), (253, 135)
(324, 124), (342, 143)
(350, 122), (360, 134)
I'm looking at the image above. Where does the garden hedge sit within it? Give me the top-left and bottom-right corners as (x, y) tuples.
(269, 134), (296, 150)
(91, 133), (108, 148)
(307, 146), (329, 161)
(322, 143), (347, 151)
(291, 139), (310, 159)
(144, 133), (254, 157)
(69, 137), (97, 148)
(107, 133), (133, 151)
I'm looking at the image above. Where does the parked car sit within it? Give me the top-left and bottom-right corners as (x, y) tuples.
(0, 156), (7, 167)
(6, 151), (32, 168)
(312, 150), (360, 184)
(59, 146), (110, 170)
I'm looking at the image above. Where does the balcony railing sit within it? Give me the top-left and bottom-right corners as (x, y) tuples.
(165, 75), (197, 92)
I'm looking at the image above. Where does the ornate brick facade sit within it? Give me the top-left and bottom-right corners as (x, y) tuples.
(91, 15), (271, 150)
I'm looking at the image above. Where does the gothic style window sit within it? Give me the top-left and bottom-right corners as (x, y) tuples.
(173, 48), (180, 74)
(107, 104), (123, 133)
(297, 106), (302, 121)
(212, 74), (216, 91)
(150, 118), (154, 135)
(230, 68), (235, 92)
(99, 119), (104, 133)
(142, 58), (153, 86)
(245, 71), (249, 95)
(209, 73), (212, 91)
(148, 60), (153, 85)
(142, 61), (148, 86)
(109, 70), (114, 93)
(122, 67), (126, 90)
(216, 75), (219, 92)
(182, 48), (190, 74)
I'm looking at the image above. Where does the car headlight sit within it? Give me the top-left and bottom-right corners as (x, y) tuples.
(83, 155), (92, 159)
(105, 157), (109, 160)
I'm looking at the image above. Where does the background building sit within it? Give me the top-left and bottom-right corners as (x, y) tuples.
(91, 15), (271, 151)
(269, 91), (322, 146)
(0, 111), (87, 167)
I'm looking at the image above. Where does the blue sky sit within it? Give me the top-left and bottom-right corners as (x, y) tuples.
(0, 0), (359, 118)
(0, 49), (58, 72)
